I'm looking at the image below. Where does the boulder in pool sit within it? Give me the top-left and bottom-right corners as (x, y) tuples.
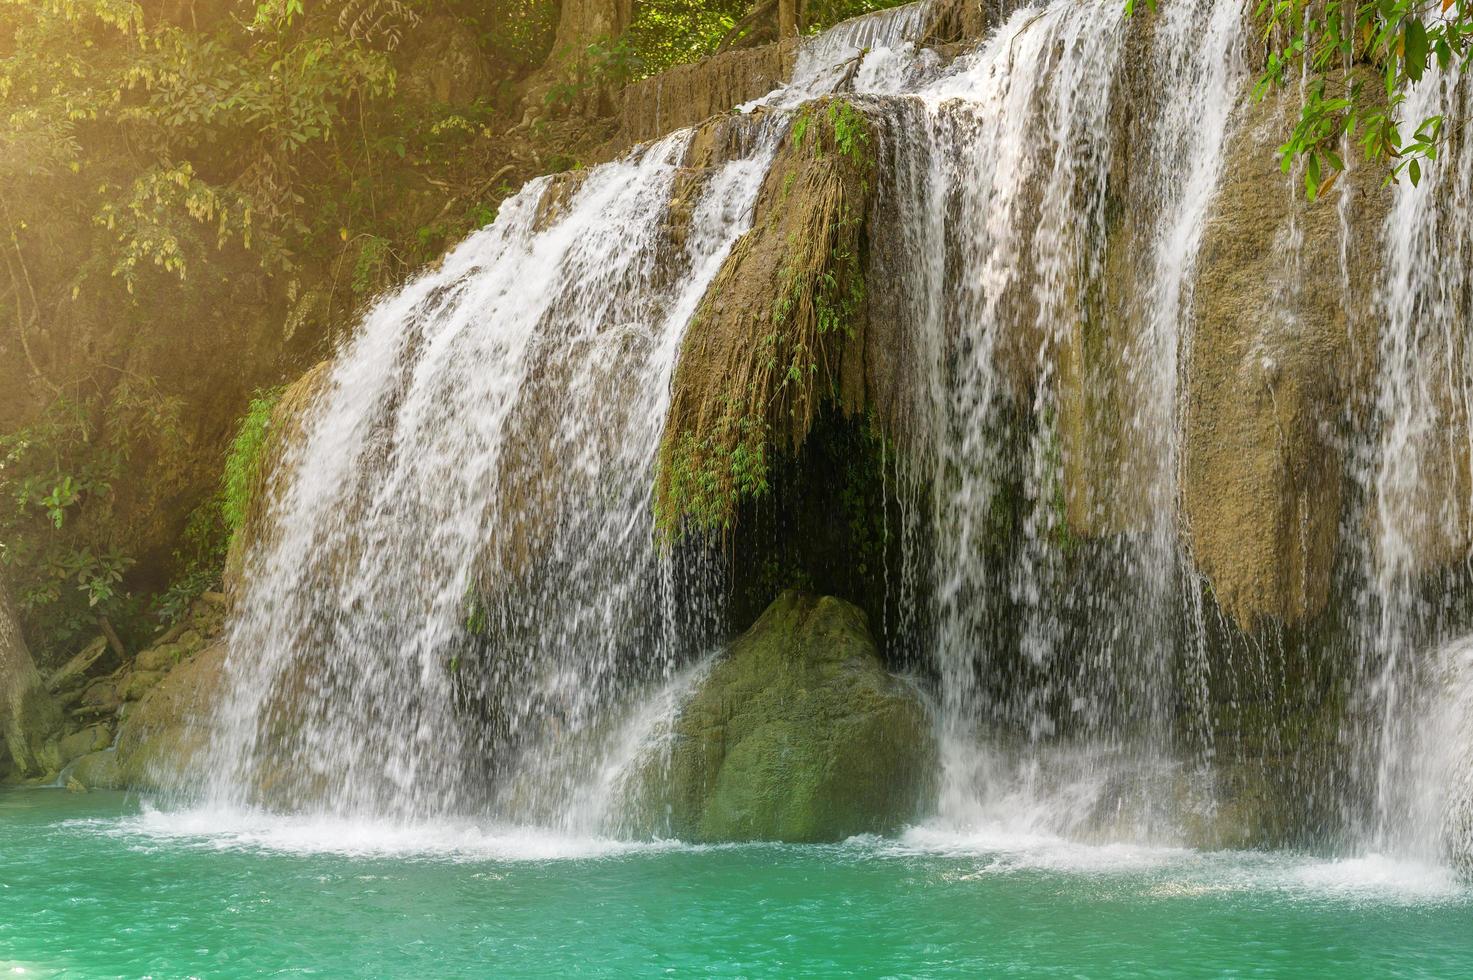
(662, 590), (935, 843)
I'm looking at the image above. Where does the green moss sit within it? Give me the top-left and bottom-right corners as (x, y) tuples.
(655, 398), (771, 536)
(654, 591), (935, 842)
(221, 388), (285, 535)
(653, 98), (875, 540)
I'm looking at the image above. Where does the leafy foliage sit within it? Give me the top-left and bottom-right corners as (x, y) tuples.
(625, 0), (911, 76)
(1207, 0), (1473, 198)
(1251, 0), (1473, 199)
(0, 381), (185, 658)
(625, 0), (748, 74)
(1, 0), (402, 289)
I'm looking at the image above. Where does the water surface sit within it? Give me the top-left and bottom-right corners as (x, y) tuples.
(3, 789), (1469, 977)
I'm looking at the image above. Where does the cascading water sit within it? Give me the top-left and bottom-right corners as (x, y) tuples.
(1357, 67), (1473, 859)
(204, 0), (1251, 839)
(208, 123), (781, 824)
(842, 0), (1245, 838)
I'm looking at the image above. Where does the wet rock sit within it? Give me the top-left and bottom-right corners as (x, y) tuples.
(110, 642), (228, 791)
(655, 98), (884, 534)
(1184, 83), (1391, 631)
(56, 724), (112, 765)
(661, 591), (935, 842)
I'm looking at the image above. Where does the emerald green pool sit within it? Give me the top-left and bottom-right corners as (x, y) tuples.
(3, 788), (1471, 977)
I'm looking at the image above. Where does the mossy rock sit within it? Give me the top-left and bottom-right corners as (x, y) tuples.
(70, 749), (123, 791)
(663, 590), (935, 843)
(109, 642), (228, 791)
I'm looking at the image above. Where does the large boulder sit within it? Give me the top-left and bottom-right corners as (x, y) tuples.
(660, 590), (935, 842)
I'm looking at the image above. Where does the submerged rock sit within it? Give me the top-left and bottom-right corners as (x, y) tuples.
(661, 590), (934, 843)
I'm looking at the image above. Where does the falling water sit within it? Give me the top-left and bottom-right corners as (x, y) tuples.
(208, 123), (782, 822)
(844, 0), (1244, 836)
(1361, 67), (1473, 856)
(204, 0), (1255, 837)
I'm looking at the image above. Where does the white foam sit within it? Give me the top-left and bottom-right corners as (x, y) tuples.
(67, 804), (685, 862)
(888, 822), (1189, 874)
(875, 823), (1469, 904)
(1280, 853), (1466, 904)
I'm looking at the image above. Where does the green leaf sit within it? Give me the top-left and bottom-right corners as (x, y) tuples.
(1404, 20), (1429, 82)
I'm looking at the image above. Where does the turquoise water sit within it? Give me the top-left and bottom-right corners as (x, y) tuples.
(3, 789), (1472, 977)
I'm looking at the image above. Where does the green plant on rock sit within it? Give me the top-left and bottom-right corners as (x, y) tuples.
(221, 387), (286, 535)
(656, 396), (772, 535)
(826, 100), (870, 160)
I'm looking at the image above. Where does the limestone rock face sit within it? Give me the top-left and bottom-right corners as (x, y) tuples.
(655, 98), (886, 533)
(1184, 86), (1390, 631)
(617, 40), (797, 145)
(663, 591), (935, 843)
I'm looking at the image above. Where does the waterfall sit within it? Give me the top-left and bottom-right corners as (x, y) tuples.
(854, 0), (1244, 835)
(203, 0), (1256, 836)
(1362, 68), (1473, 856)
(201, 0), (1473, 858)
(207, 125), (781, 821)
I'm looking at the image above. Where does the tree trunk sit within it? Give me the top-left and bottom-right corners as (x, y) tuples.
(550, 0), (633, 61)
(522, 0), (634, 123)
(0, 578), (59, 778)
(779, 0), (799, 37)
